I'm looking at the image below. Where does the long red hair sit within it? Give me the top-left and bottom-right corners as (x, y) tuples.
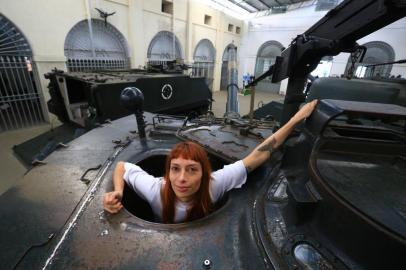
(161, 141), (213, 223)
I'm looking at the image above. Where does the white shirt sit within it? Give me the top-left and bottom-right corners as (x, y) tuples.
(123, 160), (247, 223)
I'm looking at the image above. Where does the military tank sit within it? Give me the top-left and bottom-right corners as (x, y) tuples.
(2, 90), (405, 269)
(45, 67), (212, 128)
(0, 0), (405, 269)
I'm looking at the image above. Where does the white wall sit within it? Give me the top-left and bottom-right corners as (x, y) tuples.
(189, 1), (243, 91)
(330, 18), (406, 77)
(0, 0), (131, 121)
(239, 5), (327, 93)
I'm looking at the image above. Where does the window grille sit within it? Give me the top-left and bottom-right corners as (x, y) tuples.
(344, 41), (395, 78)
(0, 14), (45, 132)
(64, 19), (130, 72)
(254, 40), (284, 93)
(254, 41), (284, 79)
(220, 44), (237, 91)
(147, 31), (183, 67)
(192, 39), (216, 91)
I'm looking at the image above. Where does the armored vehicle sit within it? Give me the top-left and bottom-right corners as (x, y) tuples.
(0, 0), (405, 269)
(45, 68), (212, 128)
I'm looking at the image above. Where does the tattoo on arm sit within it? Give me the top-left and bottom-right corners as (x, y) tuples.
(257, 137), (277, 153)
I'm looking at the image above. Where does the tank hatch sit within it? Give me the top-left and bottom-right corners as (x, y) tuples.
(177, 119), (275, 162)
(316, 146), (406, 238)
(295, 99), (406, 268)
(307, 99), (406, 137)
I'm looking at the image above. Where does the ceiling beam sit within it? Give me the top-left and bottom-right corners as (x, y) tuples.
(273, 0), (284, 6)
(234, 0), (260, 11)
(255, 0), (272, 9)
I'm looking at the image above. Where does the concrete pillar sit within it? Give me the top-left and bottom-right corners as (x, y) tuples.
(185, 0), (193, 63)
(128, 0), (145, 68)
(213, 10), (224, 92)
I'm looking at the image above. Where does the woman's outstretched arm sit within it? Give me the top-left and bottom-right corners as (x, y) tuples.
(103, 161), (126, 213)
(242, 100), (318, 172)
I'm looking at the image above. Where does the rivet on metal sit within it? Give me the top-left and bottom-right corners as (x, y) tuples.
(203, 259), (212, 269)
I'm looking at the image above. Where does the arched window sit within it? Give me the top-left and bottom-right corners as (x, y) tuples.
(192, 39), (215, 90)
(254, 40), (284, 93)
(147, 31), (183, 66)
(220, 43), (237, 91)
(64, 19), (130, 72)
(0, 14), (44, 131)
(345, 41), (395, 78)
(311, 56), (333, 78)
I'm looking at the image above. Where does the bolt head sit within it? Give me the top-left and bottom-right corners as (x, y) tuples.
(203, 259), (212, 269)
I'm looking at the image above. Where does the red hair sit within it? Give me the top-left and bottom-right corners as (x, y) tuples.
(161, 141), (213, 223)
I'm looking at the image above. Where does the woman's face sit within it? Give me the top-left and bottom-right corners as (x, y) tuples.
(169, 157), (203, 202)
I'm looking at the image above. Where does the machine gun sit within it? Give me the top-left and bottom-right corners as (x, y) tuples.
(146, 59), (191, 74)
(247, 0), (406, 124)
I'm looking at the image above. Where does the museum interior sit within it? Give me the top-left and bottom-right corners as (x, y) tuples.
(0, 1), (406, 269)
(0, 0), (405, 194)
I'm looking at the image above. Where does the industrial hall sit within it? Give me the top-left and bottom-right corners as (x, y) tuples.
(0, 0), (405, 269)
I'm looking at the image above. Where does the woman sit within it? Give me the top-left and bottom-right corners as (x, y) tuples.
(103, 100), (318, 223)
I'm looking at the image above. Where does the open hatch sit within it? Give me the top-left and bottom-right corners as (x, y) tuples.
(121, 150), (230, 223)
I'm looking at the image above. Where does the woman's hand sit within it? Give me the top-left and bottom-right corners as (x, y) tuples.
(103, 191), (123, 214)
(291, 99), (318, 123)
(104, 162), (126, 214)
(243, 99), (318, 172)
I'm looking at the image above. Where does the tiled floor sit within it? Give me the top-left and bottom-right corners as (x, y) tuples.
(0, 90), (283, 195)
(0, 123), (58, 194)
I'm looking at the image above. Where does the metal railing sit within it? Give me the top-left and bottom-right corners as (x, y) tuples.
(147, 60), (171, 69)
(145, 59), (214, 91)
(191, 61), (214, 91)
(0, 56), (44, 132)
(66, 58), (130, 72)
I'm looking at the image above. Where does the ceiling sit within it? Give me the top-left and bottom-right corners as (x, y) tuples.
(227, 0), (311, 13)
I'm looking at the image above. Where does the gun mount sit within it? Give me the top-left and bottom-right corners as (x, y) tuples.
(247, 0), (406, 124)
